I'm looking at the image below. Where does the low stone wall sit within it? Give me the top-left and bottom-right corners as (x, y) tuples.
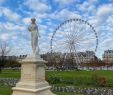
(0, 78), (113, 95)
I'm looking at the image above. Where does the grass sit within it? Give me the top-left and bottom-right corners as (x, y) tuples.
(46, 70), (113, 87)
(1, 69), (113, 79)
(0, 69), (20, 78)
(47, 70), (113, 78)
(0, 70), (113, 95)
(0, 70), (113, 87)
(0, 86), (12, 95)
(0, 86), (84, 95)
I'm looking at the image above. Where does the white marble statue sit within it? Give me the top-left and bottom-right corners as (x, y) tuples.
(28, 18), (40, 55)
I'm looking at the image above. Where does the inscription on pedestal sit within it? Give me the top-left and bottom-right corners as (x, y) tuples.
(21, 64), (36, 81)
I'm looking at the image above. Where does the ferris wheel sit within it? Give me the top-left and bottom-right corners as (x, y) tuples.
(51, 18), (98, 69)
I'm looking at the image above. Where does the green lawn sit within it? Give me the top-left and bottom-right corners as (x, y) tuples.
(0, 70), (113, 87)
(0, 86), (12, 95)
(47, 70), (113, 79)
(0, 86), (84, 95)
(0, 70), (113, 95)
(0, 69), (20, 78)
(46, 70), (113, 87)
(1, 69), (113, 79)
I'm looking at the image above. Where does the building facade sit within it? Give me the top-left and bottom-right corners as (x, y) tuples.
(103, 50), (113, 64)
(78, 51), (96, 64)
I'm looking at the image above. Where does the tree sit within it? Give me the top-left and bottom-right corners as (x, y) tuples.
(0, 42), (11, 72)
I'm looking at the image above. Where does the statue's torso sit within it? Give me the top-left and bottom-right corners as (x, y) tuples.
(29, 24), (38, 33)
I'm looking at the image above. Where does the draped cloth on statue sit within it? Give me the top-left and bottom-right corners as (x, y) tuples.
(28, 18), (40, 55)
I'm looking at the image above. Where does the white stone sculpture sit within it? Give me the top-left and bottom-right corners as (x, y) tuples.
(12, 18), (55, 95)
(28, 18), (40, 55)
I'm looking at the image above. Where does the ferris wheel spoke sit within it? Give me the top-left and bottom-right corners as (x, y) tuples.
(76, 33), (96, 41)
(73, 46), (81, 66)
(53, 43), (70, 53)
(77, 31), (95, 39)
(76, 39), (96, 46)
(73, 25), (81, 38)
(62, 31), (73, 41)
(77, 25), (94, 40)
(76, 29), (88, 39)
(65, 43), (81, 66)
(75, 42), (95, 52)
(65, 21), (77, 39)
(62, 23), (72, 40)
(77, 38), (96, 44)
(74, 21), (87, 37)
(59, 24), (72, 41)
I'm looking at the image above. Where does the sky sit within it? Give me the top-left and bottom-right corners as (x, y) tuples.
(0, 0), (113, 58)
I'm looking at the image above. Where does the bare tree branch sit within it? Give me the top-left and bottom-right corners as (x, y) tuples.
(0, 42), (11, 72)
(0, 42), (11, 56)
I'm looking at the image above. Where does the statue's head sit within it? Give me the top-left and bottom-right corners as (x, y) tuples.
(31, 18), (36, 24)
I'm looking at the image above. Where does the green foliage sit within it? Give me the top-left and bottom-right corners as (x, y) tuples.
(4, 60), (20, 68)
(62, 80), (74, 85)
(107, 81), (113, 87)
(48, 76), (61, 84)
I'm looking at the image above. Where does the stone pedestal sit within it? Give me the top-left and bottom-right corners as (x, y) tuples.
(12, 55), (55, 95)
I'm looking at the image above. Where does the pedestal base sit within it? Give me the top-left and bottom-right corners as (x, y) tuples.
(12, 86), (55, 95)
(12, 55), (55, 95)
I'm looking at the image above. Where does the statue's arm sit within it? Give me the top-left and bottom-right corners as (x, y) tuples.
(28, 26), (32, 32)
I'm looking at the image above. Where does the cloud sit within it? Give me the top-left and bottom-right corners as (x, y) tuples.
(22, 17), (31, 25)
(0, 7), (21, 21)
(0, 33), (18, 41)
(0, 21), (28, 44)
(24, 0), (51, 13)
(0, 0), (113, 58)
(77, 0), (97, 16)
(0, 22), (25, 31)
(55, 0), (75, 6)
(51, 9), (81, 21)
(97, 5), (112, 17)
(88, 0), (98, 4)
(0, 33), (10, 41)
(96, 4), (113, 24)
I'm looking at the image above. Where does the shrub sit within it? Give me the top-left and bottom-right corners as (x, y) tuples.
(98, 77), (107, 87)
(47, 76), (61, 84)
(92, 73), (107, 87)
(62, 80), (74, 85)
